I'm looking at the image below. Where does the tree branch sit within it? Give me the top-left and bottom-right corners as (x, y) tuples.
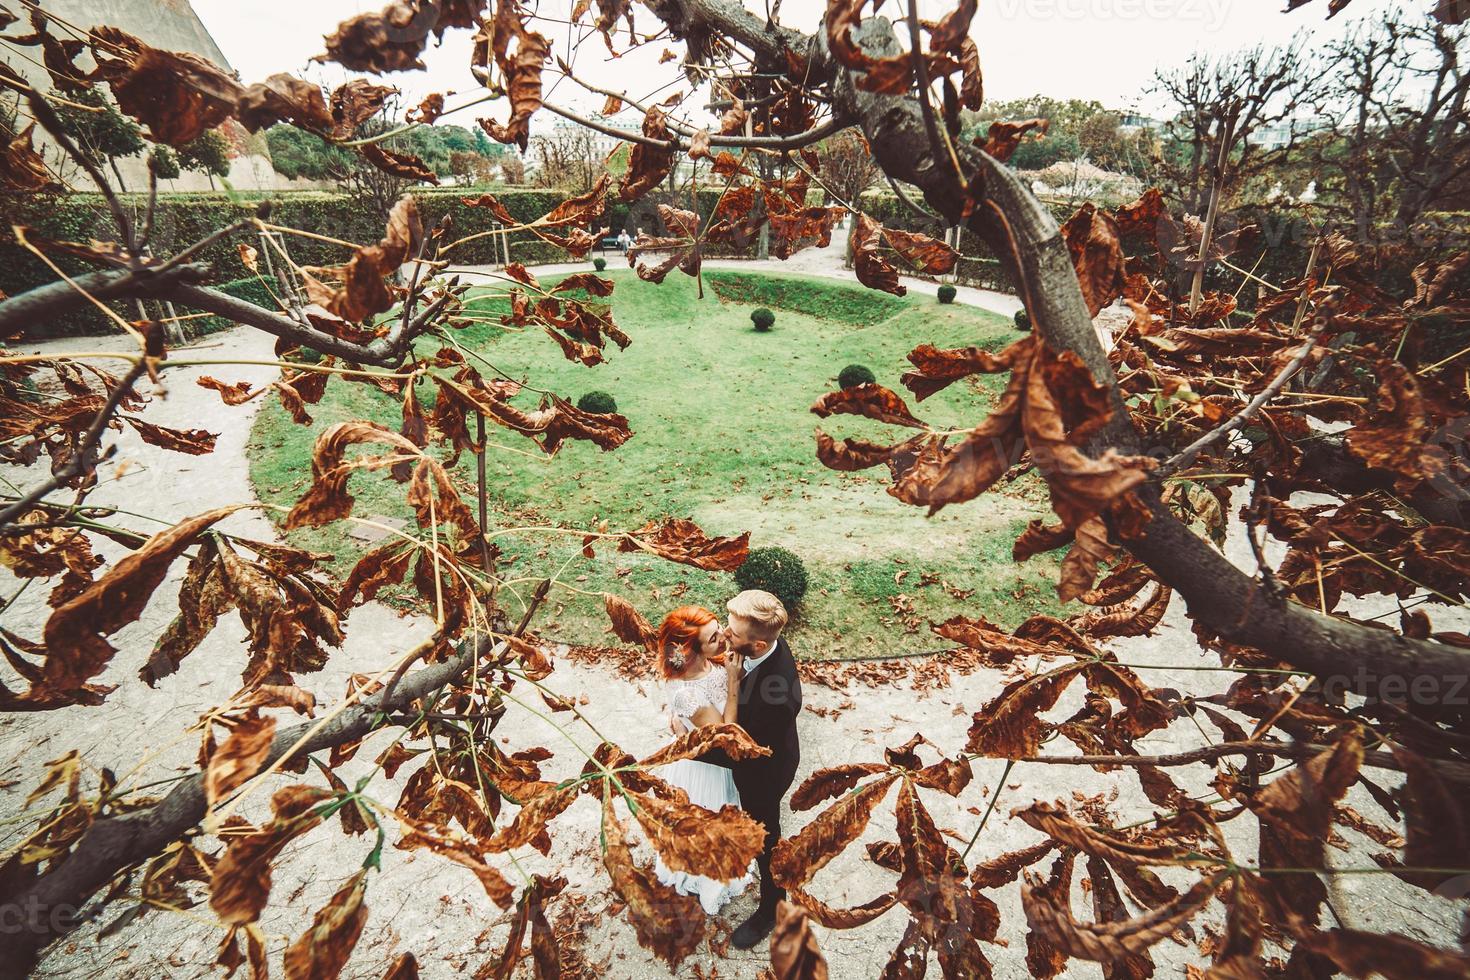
(0, 632), (507, 973)
(1019, 739), (1470, 783)
(638, 0), (1470, 719)
(0, 267), (422, 366)
(0, 359), (149, 527)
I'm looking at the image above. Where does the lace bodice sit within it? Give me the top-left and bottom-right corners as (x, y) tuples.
(666, 668), (729, 731)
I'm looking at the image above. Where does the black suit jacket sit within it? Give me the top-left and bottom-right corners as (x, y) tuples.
(697, 636), (802, 794)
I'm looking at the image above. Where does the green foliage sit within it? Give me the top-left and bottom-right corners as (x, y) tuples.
(149, 146), (181, 181)
(576, 390), (617, 414)
(838, 364), (876, 389)
(937, 284), (957, 304)
(1010, 130), (1082, 170)
(54, 88), (143, 172)
(250, 270), (1044, 655)
(750, 307), (776, 331)
(593, 257), (607, 271)
(1014, 309), (1031, 331)
(178, 130), (232, 178)
(708, 271), (906, 326)
(265, 125), (353, 180)
(961, 95), (1152, 174)
(735, 546), (809, 610)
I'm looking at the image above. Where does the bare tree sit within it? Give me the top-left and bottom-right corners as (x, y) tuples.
(530, 126), (602, 193)
(816, 129), (881, 204)
(1320, 12), (1470, 236)
(499, 152), (527, 184)
(1150, 42), (1316, 213)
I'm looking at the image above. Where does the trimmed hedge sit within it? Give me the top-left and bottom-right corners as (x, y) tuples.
(593, 257), (607, 271)
(194, 276), (279, 336)
(734, 546), (808, 610)
(838, 364), (876, 389)
(707, 271), (906, 326)
(576, 390), (617, 414)
(4, 186), (758, 338)
(937, 284), (957, 304)
(750, 307), (775, 331)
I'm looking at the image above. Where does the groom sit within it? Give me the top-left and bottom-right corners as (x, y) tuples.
(697, 589), (802, 949)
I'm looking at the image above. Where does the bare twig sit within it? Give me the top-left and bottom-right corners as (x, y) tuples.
(1154, 321), (1327, 480)
(0, 358), (149, 528)
(26, 92), (134, 254)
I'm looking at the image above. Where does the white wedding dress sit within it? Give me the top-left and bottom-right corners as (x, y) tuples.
(655, 667), (755, 915)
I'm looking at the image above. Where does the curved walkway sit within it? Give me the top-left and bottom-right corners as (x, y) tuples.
(455, 232), (1026, 319)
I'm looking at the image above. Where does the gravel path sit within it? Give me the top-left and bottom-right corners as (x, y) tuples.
(1, 279), (1464, 978)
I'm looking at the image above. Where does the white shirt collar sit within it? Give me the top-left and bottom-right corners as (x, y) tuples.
(743, 639), (779, 675)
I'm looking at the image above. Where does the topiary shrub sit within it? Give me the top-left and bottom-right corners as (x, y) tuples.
(593, 257), (607, 271)
(937, 284), (957, 304)
(577, 391), (617, 414)
(734, 546), (808, 610)
(838, 364), (876, 390)
(750, 307), (775, 331)
(1014, 309), (1031, 332)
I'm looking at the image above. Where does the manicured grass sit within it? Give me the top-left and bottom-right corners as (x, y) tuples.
(703, 269), (910, 326)
(248, 268), (1061, 658)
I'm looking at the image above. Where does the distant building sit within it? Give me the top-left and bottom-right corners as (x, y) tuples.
(548, 114), (642, 158)
(1118, 112), (1165, 133)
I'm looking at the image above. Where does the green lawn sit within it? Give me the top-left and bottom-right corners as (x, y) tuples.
(248, 268), (1061, 658)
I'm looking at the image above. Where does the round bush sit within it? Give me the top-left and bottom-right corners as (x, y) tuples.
(593, 257), (607, 271)
(750, 307), (776, 332)
(838, 364), (876, 390)
(577, 391), (617, 414)
(734, 546), (808, 610)
(1014, 309), (1031, 332)
(937, 284), (957, 304)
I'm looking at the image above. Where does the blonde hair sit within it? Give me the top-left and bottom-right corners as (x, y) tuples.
(727, 589), (788, 635)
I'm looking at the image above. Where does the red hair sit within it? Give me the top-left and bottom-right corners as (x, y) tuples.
(657, 605), (721, 679)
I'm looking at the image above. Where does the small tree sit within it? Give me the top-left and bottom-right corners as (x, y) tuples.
(1150, 41), (1315, 212)
(177, 130), (232, 187)
(53, 87), (143, 189)
(147, 144), (180, 180)
(500, 153), (527, 184)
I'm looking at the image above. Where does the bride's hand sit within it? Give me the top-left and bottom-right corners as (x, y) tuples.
(725, 651), (744, 685)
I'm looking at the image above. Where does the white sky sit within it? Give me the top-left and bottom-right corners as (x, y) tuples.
(192, 0), (1395, 136)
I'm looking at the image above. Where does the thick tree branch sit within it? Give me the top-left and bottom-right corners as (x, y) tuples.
(639, 0), (1470, 718)
(0, 268), (424, 366)
(0, 632), (506, 974)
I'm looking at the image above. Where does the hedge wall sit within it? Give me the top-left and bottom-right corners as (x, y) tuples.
(13, 183), (1456, 339)
(4, 186), (757, 339)
(857, 191), (1466, 308)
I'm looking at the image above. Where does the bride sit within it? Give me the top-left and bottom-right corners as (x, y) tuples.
(653, 605), (754, 915)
